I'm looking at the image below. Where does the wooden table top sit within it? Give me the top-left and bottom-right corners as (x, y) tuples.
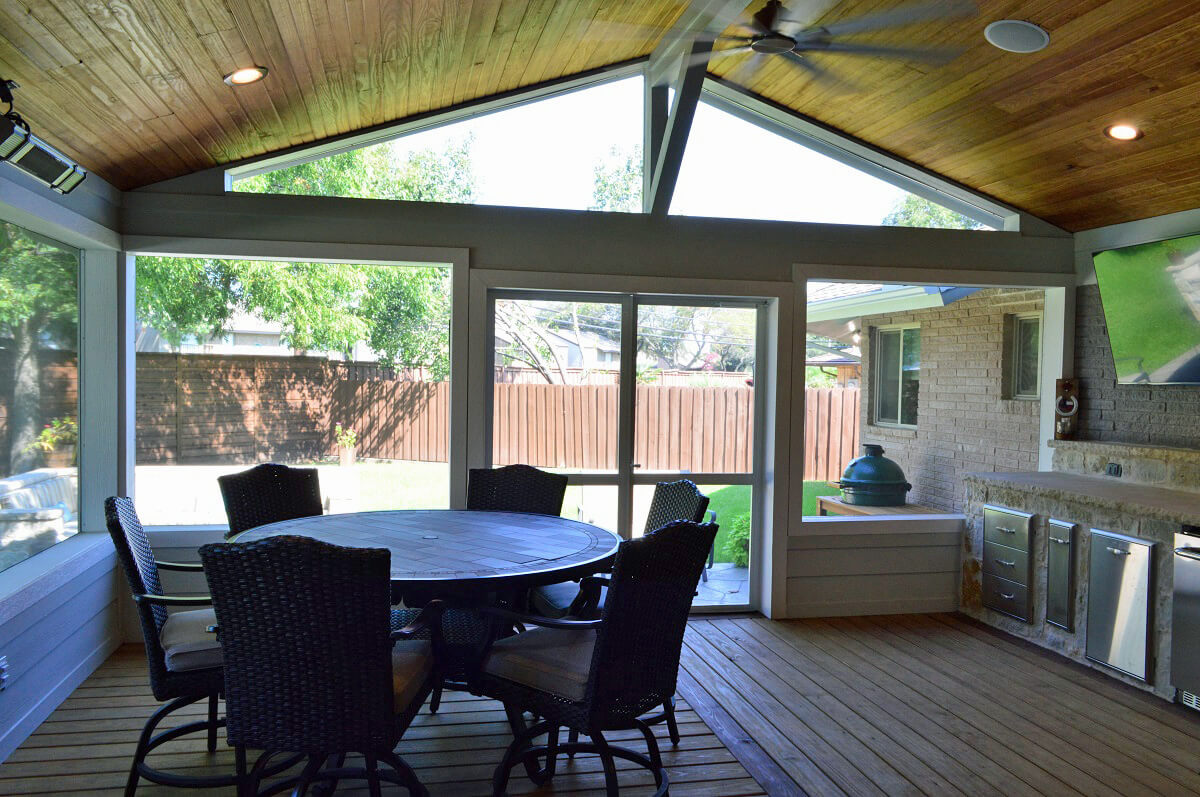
(233, 509), (621, 589)
(816, 495), (949, 516)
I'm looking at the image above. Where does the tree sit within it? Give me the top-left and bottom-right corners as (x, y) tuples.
(589, 145), (642, 212)
(881, 194), (988, 230)
(137, 138), (475, 380)
(0, 223), (78, 472)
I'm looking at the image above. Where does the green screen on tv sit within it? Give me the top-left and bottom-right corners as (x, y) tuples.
(1093, 231), (1200, 384)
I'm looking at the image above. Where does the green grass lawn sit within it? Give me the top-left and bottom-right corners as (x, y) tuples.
(705, 481), (842, 563)
(1094, 234), (1200, 378)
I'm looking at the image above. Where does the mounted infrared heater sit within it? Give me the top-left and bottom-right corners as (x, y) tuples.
(0, 79), (87, 194)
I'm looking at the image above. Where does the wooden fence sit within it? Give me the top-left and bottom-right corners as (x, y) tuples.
(803, 387), (861, 483)
(4, 353), (858, 479)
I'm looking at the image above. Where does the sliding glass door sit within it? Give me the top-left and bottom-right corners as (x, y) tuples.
(487, 290), (765, 610)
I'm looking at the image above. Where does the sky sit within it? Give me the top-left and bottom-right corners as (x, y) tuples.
(331, 75), (916, 225)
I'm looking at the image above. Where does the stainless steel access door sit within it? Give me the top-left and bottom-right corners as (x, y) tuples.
(1086, 528), (1155, 682)
(1172, 530), (1200, 694)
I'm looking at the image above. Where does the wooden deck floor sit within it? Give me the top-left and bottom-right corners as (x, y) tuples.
(5, 614), (1200, 796)
(684, 614), (1200, 796)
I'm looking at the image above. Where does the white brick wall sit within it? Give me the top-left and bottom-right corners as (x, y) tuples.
(857, 288), (1044, 513)
(1075, 284), (1200, 447)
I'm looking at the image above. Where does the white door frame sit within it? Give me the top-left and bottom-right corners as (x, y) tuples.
(469, 268), (793, 615)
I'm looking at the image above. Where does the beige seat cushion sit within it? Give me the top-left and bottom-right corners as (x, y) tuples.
(483, 627), (596, 702)
(159, 608), (223, 672)
(392, 640), (434, 713)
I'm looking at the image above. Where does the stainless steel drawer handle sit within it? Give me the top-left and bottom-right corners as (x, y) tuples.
(996, 527), (1016, 534)
(1000, 592), (1016, 600)
(1175, 547), (1200, 562)
(1106, 546), (1130, 556)
(996, 559), (1016, 567)
(1050, 537), (1071, 545)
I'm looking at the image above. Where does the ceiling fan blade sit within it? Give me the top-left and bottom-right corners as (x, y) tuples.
(798, 41), (963, 64)
(728, 53), (769, 87)
(781, 51), (860, 93)
(795, 0), (976, 39)
(682, 45), (755, 69)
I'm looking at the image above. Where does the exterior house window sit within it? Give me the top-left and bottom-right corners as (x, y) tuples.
(1007, 314), (1041, 399)
(873, 326), (920, 427)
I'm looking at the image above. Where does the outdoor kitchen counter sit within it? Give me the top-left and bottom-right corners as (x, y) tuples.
(965, 471), (1200, 525)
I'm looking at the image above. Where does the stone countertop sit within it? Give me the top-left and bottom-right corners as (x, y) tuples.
(964, 471), (1200, 525)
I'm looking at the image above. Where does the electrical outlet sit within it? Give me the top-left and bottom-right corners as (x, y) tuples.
(0, 656), (9, 691)
(1105, 462), (1123, 478)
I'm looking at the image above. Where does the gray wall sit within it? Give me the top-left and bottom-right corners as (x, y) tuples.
(1074, 284), (1200, 447)
(859, 288), (1046, 512)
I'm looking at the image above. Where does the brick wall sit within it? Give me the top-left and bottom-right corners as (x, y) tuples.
(1074, 284), (1200, 447)
(858, 288), (1044, 513)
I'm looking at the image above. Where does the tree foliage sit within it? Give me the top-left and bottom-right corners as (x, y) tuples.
(589, 145), (642, 212)
(0, 223), (78, 472)
(137, 139), (474, 380)
(881, 194), (988, 231)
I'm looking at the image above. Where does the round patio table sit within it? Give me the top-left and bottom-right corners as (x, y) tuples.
(231, 509), (621, 595)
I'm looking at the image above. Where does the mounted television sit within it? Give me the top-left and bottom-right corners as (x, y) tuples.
(1093, 231), (1200, 384)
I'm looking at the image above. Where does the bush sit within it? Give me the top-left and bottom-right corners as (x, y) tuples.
(721, 513), (751, 567)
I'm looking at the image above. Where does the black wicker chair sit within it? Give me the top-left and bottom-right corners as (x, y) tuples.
(470, 519), (717, 796)
(466, 464), (568, 516)
(532, 479), (713, 620)
(199, 535), (441, 797)
(104, 496), (230, 797)
(217, 463), (323, 539)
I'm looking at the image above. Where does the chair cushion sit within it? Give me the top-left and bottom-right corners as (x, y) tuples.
(159, 608), (223, 672)
(529, 581), (582, 619)
(392, 640), (434, 713)
(483, 626), (596, 702)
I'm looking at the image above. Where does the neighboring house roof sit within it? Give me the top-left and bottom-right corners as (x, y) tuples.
(806, 351), (861, 367)
(807, 284), (980, 343)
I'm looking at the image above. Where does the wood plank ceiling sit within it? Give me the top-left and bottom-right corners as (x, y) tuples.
(1, 0), (1199, 231)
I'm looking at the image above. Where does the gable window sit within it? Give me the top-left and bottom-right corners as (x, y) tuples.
(873, 326), (920, 427)
(1007, 314), (1042, 399)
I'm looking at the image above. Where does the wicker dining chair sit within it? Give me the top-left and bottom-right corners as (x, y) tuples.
(199, 535), (441, 797)
(217, 463), (323, 539)
(104, 496), (231, 797)
(532, 479), (714, 620)
(470, 519), (717, 797)
(466, 464), (568, 516)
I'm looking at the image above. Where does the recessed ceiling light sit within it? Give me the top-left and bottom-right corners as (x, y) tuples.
(1105, 124), (1142, 141)
(984, 20), (1050, 53)
(223, 66), (268, 86)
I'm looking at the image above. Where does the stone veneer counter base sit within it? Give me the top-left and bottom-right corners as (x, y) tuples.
(964, 471), (1200, 525)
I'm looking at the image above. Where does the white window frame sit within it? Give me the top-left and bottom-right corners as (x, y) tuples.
(871, 323), (920, 430)
(1009, 313), (1043, 400)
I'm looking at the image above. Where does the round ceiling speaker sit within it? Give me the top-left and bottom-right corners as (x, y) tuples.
(984, 20), (1050, 53)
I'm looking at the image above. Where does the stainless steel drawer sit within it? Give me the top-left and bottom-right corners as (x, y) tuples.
(1087, 528), (1155, 682)
(983, 573), (1030, 622)
(1046, 519), (1076, 631)
(984, 505), (1033, 550)
(983, 541), (1030, 586)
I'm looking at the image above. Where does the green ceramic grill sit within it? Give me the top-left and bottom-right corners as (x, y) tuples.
(836, 444), (912, 506)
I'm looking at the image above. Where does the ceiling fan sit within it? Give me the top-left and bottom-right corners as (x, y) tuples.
(598, 0), (977, 90)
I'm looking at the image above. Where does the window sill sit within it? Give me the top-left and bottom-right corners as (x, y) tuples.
(0, 533), (114, 626)
(867, 424), (918, 439)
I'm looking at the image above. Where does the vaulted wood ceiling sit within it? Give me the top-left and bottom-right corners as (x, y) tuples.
(2, 0), (1198, 231)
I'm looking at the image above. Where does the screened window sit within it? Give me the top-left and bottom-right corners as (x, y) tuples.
(0, 221), (80, 573)
(873, 326), (919, 427)
(133, 255), (451, 526)
(233, 77), (643, 214)
(671, 100), (994, 229)
(1009, 314), (1041, 399)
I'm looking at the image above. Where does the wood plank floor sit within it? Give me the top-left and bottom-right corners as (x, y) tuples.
(6, 614), (1200, 795)
(684, 614), (1200, 797)
(0, 642), (767, 796)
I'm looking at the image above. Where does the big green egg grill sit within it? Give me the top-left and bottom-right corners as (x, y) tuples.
(836, 444), (912, 506)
